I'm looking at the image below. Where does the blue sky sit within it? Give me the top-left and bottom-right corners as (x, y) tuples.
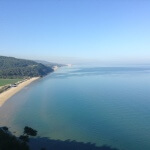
(0, 0), (150, 64)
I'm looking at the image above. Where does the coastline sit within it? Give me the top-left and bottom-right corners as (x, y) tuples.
(0, 77), (39, 107)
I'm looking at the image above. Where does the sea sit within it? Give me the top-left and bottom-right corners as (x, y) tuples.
(1, 65), (150, 150)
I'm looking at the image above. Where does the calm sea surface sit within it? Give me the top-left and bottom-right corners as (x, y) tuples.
(1, 66), (150, 150)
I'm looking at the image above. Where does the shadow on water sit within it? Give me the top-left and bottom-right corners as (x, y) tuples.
(29, 137), (118, 150)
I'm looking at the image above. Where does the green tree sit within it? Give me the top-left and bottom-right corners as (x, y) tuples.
(23, 126), (37, 136)
(19, 126), (37, 143)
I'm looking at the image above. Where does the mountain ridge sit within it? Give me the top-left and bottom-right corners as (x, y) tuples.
(0, 56), (54, 78)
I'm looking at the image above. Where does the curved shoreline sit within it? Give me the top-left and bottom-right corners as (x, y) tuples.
(0, 77), (39, 107)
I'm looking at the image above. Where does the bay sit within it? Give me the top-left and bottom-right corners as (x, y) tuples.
(1, 66), (150, 150)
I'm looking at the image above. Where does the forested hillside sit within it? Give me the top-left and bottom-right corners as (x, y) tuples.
(0, 56), (53, 78)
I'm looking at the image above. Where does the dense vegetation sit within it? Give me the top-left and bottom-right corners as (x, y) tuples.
(0, 126), (119, 150)
(0, 56), (53, 78)
(0, 126), (38, 150)
(0, 127), (29, 150)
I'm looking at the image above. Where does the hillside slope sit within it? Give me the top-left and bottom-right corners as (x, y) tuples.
(0, 56), (53, 78)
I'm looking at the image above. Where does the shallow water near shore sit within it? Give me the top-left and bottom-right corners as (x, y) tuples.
(1, 66), (150, 150)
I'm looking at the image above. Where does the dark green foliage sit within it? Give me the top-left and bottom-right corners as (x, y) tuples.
(18, 126), (37, 144)
(19, 135), (29, 143)
(24, 126), (37, 137)
(0, 128), (29, 150)
(1, 126), (8, 131)
(0, 126), (119, 150)
(19, 126), (37, 143)
(0, 56), (53, 78)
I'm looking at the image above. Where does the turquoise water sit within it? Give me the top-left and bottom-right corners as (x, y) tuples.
(1, 66), (150, 150)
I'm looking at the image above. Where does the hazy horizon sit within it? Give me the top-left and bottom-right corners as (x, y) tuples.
(2, 55), (150, 66)
(0, 0), (150, 65)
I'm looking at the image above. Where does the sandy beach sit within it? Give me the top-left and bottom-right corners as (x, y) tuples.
(0, 77), (39, 107)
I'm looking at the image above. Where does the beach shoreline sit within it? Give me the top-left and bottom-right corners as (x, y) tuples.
(0, 77), (40, 107)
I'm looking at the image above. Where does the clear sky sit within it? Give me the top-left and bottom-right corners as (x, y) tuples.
(0, 0), (150, 64)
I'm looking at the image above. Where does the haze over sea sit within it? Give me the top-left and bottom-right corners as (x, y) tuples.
(1, 66), (150, 150)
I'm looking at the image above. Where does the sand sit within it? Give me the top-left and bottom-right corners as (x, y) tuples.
(0, 77), (39, 107)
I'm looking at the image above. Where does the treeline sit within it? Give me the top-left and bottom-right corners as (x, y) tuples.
(0, 56), (54, 78)
(0, 127), (29, 150)
(0, 126), (119, 150)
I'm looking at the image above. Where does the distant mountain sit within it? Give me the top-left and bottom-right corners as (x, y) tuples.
(0, 56), (53, 78)
(35, 60), (65, 67)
